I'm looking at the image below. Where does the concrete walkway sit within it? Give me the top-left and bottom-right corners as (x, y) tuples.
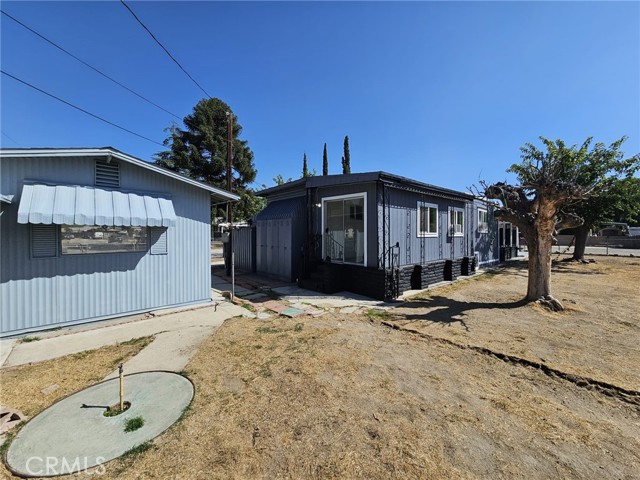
(2, 301), (245, 377)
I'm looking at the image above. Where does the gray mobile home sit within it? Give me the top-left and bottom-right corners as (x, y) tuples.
(0, 148), (238, 337)
(255, 172), (508, 300)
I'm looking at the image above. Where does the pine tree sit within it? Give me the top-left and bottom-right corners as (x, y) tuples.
(323, 143), (328, 176)
(342, 135), (351, 174)
(302, 153), (309, 178)
(154, 97), (258, 220)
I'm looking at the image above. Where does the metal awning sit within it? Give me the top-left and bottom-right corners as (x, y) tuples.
(17, 184), (176, 227)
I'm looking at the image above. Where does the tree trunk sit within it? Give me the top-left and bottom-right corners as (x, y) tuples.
(526, 232), (552, 300)
(525, 227), (565, 311)
(572, 225), (590, 262)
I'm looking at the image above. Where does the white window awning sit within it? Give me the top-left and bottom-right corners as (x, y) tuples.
(17, 184), (176, 227)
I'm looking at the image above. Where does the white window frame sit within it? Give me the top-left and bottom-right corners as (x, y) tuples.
(417, 201), (438, 237)
(449, 207), (464, 237)
(478, 208), (488, 234)
(321, 192), (367, 266)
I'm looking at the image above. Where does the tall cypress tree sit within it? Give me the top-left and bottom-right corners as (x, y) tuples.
(322, 143), (328, 176)
(302, 152), (309, 178)
(342, 135), (351, 174)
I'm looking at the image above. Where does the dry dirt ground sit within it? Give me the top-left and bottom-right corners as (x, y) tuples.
(2, 256), (639, 479)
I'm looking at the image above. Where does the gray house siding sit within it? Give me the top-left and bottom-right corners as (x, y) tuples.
(0, 156), (212, 335)
(255, 196), (306, 282)
(472, 198), (500, 266)
(383, 186), (471, 267)
(256, 172), (499, 300)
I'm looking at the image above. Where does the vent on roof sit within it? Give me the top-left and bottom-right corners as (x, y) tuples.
(95, 160), (120, 188)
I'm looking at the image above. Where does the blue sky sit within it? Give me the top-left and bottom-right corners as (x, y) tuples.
(1, 1), (638, 192)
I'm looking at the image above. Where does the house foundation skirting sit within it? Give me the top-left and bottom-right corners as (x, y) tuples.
(302, 256), (476, 301)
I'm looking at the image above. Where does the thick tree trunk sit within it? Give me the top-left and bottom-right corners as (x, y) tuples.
(526, 233), (552, 300)
(572, 225), (590, 262)
(525, 224), (564, 311)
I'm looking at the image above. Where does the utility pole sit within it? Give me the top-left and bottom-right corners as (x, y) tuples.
(225, 111), (234, 281)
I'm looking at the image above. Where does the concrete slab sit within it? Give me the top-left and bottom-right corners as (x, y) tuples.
(6, 372), (193, 477)
(0, 339), (16, 367)
(211, 275), (252, 297)
(4, 302), (245, 369)
(272, 286), (387, 309)
(260, 300), (289, 314)
(281, 307), (305, 318)
(149, 301), (214, 317)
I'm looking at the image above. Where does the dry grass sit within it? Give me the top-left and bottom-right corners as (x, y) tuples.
(104, 317), (469, 480)
(0, 336), (152, 418)
(394, 256), (640, 391)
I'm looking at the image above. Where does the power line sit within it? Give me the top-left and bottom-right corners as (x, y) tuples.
(1, 130), (22, 146)
(119, 0), (211, 98)
(1, 70), (164, 147)
(0, 9), (181, 120)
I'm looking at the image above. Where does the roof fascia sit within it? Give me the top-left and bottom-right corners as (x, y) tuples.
(0, 148), (240, 202)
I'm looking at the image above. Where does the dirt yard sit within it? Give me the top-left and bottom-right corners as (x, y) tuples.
(2, 256), (639, 479)
(391, 255), (640, 392)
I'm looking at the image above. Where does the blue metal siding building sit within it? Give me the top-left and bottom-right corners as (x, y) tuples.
(256, 172), (504, 300)
(0, 148), (238, 337)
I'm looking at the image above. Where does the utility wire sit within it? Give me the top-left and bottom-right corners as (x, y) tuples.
(1, 10), (181, 120)
(2, 70), (164, 147)
(119, 0), (211, 98)
(1, 130), (22, 146)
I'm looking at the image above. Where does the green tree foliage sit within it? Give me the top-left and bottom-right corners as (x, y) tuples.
(610, 177), (640, 225)
(560, 139), (640, 260)
(302, 153), (309, 178)
(234, 188), (266, 221)
(323, 143), (328, 176)
(485, 136), (638, 310)
(154, 98), (258, 220)
(342, 135), (351, 174)
(272, 174), (292, 186)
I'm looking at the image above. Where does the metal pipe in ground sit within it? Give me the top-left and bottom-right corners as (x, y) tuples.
(118, 364), (124, 411)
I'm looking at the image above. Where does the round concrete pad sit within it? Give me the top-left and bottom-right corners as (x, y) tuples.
(6, 371), (193, 477)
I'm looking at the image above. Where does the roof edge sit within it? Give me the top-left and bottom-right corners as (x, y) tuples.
(0, 148), (240, 202)
(255, 171), (473, 200)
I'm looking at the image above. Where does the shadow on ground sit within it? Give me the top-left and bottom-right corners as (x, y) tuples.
(551, 262), (606, 275)
(396, 296), (529, 331)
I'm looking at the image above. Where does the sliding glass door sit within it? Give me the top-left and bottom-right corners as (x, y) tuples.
(323, 195), (365, 265)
